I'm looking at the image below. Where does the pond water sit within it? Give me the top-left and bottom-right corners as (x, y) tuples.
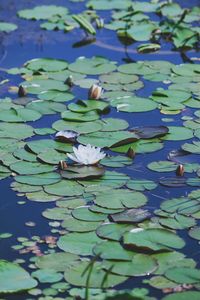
(0, 0), (200, 299)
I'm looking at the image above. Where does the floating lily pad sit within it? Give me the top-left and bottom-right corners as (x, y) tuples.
(78, 131), (138, 148)
(165, 267), (200, 284)
(0, 260), (37, 293)
(68, 56), (117, 75)
(96, 223), (133, 241)
(94, 189), (147, 209)
(103, 254), (157, 276)
(72, 206), (107, 222)
(0, 22), (17, 32)
(162, 291), (200, 300)
(57, 231), (101, 256)
(111, 96), (157, 112)
(18, 5), (68, 20)
(32, 269), (63, 283)
(36, 252), (79, 272)
(25, 58), (68, 72)
(52, 119), (102, 134)
(123, 228), (185, 251)
(188, 227), (200, 240)
(44, 180), (84, 197)
(93, 240), (135, 260)
(64, 261), (127, 288)
(110, 209), (151, 223)
(37, 149), (66, 165)
(10, 161), (54, 175)
(127, 179), (157, 191)
(62, 216), (101, 232)
(60, 165), (105, 179)
(15, 172), (61, 185)
(100, 155), (132, 168)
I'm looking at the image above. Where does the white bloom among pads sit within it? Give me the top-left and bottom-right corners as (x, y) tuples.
(67, 144), (106, 165)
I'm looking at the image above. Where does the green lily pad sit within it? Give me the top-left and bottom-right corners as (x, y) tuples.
(123, 228), (185, 251)
(0, 260), (37, 293)
(103, 254), (157, 276)
(68, 56), (117, 75)
(60, 165), (105, 179)
(0, 123), (34, 140)
(93, 240), (135, 260)
(100, 155), (132, 168)
(10, 161), (54, 175)
(36, 252), (79, 272)
(111, 96), (157, 112)
(15, 172), (61, 185)
(62, 110), (100, 122)
(32, 269), (63, 283)
(57, 231), (101, 256)
(162, 126), (193, 141)
(162, 291), (200, 300)
(25, 58), (68, 72)
(64, 261), (127, 288)
(96, 223), (133, 241)
(37, 149), (66, 165)
(78, 131), (138, 148)
(165, 267), (200, 284)
(0, 22), (17, 32)
(18, 5), (68, 20)
(52, 119), (102, 134)
(188, 227), (200, 240)
(110, 209), (151, 224)
(147, 161), (177, 172)
(62, 216), (101, 232)
(72, 206), (107, 222)
(94, 189), (147, 209)
(182, 141), (200, 154)
(44, 180), (84, 197)
(127, 179), (157, 191)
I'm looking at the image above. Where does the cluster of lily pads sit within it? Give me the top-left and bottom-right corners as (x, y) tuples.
(1, 0), (199, 53)
(0, 55), (200, 300)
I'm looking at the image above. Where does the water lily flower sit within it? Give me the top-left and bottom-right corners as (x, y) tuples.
(67, 144), (106, 165)
(88, 84), (103, 99)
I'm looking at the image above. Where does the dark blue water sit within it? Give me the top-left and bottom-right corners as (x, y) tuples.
(0, 0), (200, 299)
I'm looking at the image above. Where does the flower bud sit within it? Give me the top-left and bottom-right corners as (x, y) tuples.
(18, 85), (27, 97)
(88, 84), (102, 99)
(58, 160), (68, 170)
(126, 147), (135, 159)
(64, 75), (73, 87)
(176, 164), (184, 176)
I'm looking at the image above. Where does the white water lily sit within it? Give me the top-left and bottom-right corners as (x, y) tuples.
(67, 144), (106, 165)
